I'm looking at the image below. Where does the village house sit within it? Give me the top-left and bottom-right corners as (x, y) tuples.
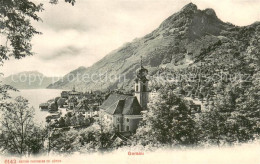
(61, 91), (69, 99)
(74, 100), (99, 118)
(68, 97), (78, 110)
(83, 91), (94, 100)
(100, 60), (149, 133)
(68, 86), (83, 99)
(63, 86), (83, 110)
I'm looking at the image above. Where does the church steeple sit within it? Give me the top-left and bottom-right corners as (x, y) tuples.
(135, 56), (149, 109)
(135, 56), (148, 83)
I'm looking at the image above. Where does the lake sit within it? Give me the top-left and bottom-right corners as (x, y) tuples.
(10, 89), (63, 127)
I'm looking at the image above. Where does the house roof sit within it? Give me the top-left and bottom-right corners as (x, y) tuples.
(75, 102), (91, 112)
(69, 91), (82, 95)
(61, 91), (69, 94)
(100, 93), (142, 115)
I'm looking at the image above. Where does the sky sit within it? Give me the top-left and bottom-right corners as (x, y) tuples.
(1, 0), (260, 77)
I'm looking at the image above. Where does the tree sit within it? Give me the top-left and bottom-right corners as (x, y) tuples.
(199, 82), (257, 145)
(235, 72), (260, 140)
(70, 115), (77, 126)
(0, 83), (17, 102)
(0, 0), (75, 100)
(50, 129), (80, 154)
(57, 98), (66, 107)
(25, 126), (46, 154)
(98, 118), (115, 150)
(77, 113), (85, 126)
(133, 87), (200, 147)
(0, 0), (76, 66)
(0, 0), (76, 110)
(50, 0), (76, 6)
(65, 116), (71, 127)
(0, 0), (75, 156)
(49, 123), (113, 154)
(199, 109), (233, 146)
(58, 117), (66, 128)
(0, 96), (44, 155)
(0, 0), (43, 65)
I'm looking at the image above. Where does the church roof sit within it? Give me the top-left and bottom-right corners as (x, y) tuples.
(100, 93), (142, 115)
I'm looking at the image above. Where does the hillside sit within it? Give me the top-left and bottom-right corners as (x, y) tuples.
(3, 71), (59, 89)
(47, 3), (260, 91)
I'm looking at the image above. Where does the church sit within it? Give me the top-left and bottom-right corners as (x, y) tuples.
(99, 61), (149, 133)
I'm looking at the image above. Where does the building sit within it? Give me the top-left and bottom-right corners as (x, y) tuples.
(134, 59), (149, 109)
(61, 91), (69, 99)
(68, 86), (83, 99)
(100, 59), (149, 133)
(68, 97), (77, 110)
(99, 94), (143, 132)
(74, 100), (99, 118)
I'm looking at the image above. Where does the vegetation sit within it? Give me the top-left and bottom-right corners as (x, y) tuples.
(0, 0), (77, 156)
(133, 88), (199, 147)
(0, 0), (43, 65)
(131, 81), (259, 148)
(48, 123), (114, 154)
(48, 113), (94, 128)
(0, 97), (45, 155)
(0, 0), (260, 155)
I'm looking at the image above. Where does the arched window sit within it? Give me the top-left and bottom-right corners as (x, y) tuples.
(136, 85), (138, 91)
(143, 85), (146, 92)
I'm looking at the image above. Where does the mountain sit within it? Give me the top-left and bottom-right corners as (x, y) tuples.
(47, 3), (260, 91)
(47, 66), (87, 90)
(3, 71), (59, 89)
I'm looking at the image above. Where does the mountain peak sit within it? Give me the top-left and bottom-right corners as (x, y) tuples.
(203, 8), (218, 19)
(181, 3), (217, 18)
(50, 3), (249, 91)
(181, 3), (198, 12)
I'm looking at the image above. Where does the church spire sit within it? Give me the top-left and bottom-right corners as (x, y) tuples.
(136, 56), (148, 83)
(135, 56), (149, 109)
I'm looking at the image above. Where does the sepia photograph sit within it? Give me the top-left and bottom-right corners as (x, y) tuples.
(0, 0), (260, 163)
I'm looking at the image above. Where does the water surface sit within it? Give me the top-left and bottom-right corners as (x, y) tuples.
(10, 89), (63, 126)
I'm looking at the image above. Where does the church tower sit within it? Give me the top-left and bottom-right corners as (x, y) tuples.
(135, 57), (149, 109)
